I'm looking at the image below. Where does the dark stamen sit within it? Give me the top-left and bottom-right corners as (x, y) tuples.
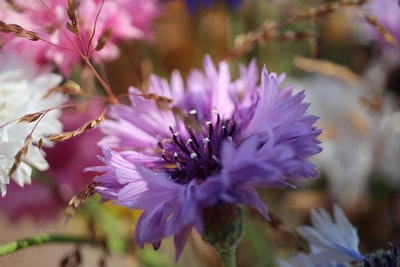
(205, 138), (212, 159)
(207, 121), (213, 138)
(221, 125), (227, 138)
(189, 109), (198, 118)
(173, 133), (191, 155)
(162, 154), (172, 163)
(188, 139), (201, 158)
(216, 112), (221, 126)
(158, 141), (164, 149)
(162, 113), (237, 186)
(187, 126), (200, 148)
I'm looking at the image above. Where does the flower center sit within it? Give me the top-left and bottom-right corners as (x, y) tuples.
(158, 110), (236, 185)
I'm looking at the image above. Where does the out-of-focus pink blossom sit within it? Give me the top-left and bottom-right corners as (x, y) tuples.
(0, 182), (61, 221)
(0, 0), (164, 75)
(0, 103), (104, 221)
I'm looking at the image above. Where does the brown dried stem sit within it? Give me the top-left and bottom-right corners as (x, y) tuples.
(48, 112), (105, 142)
(362, 13), (398, 46)
(64, 181), (101, 225)
(7, 111), (48, 178)
(66, 0), (80, 34)
(225, 0), (369, 59)
(0, 21), (39, 41)
(293, 56), (361, 86)
(87, 0), (106, 54)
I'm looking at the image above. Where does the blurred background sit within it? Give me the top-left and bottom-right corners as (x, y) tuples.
(1, 0), (400, 266)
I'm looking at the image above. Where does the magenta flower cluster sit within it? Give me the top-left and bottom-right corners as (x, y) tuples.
(0, 0), (163, 75)
(89, 56), (322, 258)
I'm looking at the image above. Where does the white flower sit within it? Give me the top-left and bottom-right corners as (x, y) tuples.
(375, 111), (400, 185)
(297, 75), (376, 207)
(0, 53), (67, 196)
(296, 74), (400, 208)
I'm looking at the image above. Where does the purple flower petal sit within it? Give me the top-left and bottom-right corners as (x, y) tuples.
(90, 55), (322, 259)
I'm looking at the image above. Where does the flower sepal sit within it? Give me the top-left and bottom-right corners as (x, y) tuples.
(202, 203), (244, 267)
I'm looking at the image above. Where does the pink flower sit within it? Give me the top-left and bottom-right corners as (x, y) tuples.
(0, 0), (163, 75)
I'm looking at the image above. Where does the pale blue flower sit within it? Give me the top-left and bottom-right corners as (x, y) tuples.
(278, 205), (366, 267)
(298, 205), (365, 263)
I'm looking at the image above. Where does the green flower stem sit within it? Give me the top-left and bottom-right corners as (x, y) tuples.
(217, 247), (237, 267)
(0, 234), (96, 257)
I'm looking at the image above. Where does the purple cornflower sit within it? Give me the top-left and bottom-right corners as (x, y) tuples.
(185, 0), (243, 13)
(89, 56), (322, 259)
